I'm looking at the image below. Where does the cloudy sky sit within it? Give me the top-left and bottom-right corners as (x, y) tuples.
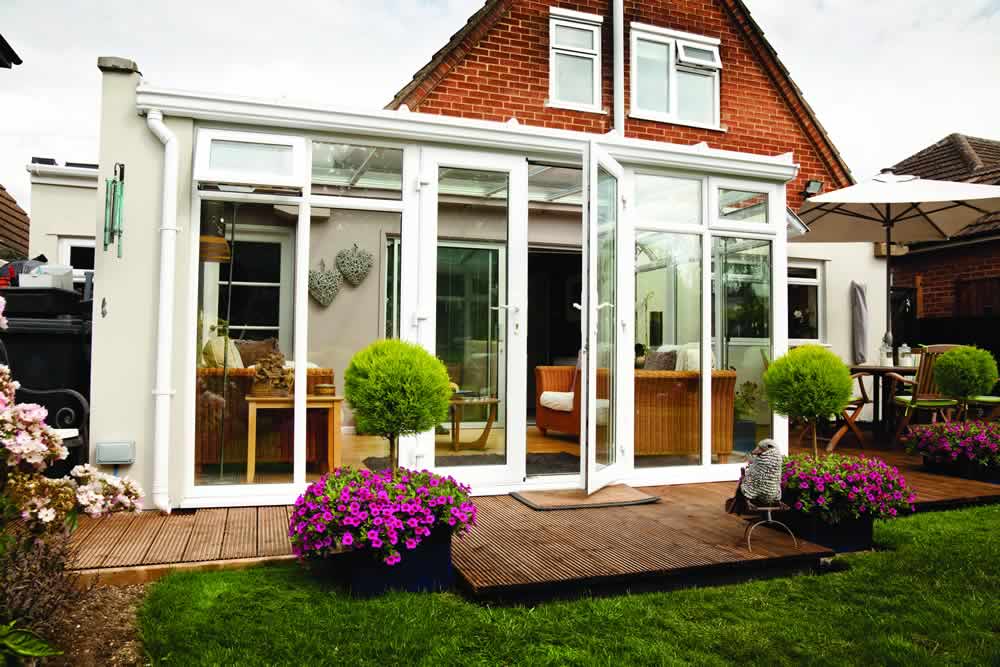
(1, 0), (998, 213)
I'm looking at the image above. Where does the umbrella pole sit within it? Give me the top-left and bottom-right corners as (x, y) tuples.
(883, 220), (894, 360)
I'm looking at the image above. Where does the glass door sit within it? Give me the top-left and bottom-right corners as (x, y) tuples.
(584, 142), (628, 494)
(419, 148), (528, 489)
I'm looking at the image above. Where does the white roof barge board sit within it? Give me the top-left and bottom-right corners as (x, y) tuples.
(134, 84), (799, 183)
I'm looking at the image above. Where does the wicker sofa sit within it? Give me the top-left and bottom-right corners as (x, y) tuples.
(534, 366), (737, 458)
(195, 367), (335, 471)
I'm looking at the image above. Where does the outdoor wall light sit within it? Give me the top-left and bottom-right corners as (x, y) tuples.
(802, 179), (823, 196)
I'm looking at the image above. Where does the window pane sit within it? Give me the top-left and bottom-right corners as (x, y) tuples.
(677, 69), (714, 125)
(311, 142), (403, 200)
(68, 245), (95, 271)
(789, 284), (820, 340)
(219, 286), (280, 328)
(636, 39), (670, 113)
(712, 237), (772, 464)
(634, 231), (702, 468)
(788, 266), (818, 280)
(209, 140), (294, 178)
(219, 240), (283, 283)
(555, 52), (595, 105)
(682, 44), (717, 65)
(719, 189), (769, 224)
(634, 174), (701, 226)
(554, 24), (594, 50)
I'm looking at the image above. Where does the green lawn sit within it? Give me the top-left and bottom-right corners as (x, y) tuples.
(140, 505), (1000, 666)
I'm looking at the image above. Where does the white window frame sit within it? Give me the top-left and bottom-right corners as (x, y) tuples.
(57, 236), (96, 283)
(194, 128), (307, 189)
(629, 23), (722, 131)
(548, 8), (604, 114)
(709, 176), (775, 236)
(787, 259), (826, 346)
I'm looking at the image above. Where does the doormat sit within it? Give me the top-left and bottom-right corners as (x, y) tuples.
(363, 452), (581, 475)
(511, 484), (660, 511)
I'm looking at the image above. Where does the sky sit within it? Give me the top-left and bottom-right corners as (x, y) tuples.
(1, 0), (998, 213)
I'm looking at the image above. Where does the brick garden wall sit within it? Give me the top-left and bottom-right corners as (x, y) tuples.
(894, 239), (1000, 318)
(395, 0), (851, 210)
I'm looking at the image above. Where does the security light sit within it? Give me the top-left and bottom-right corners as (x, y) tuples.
(802, 179), (823, 196)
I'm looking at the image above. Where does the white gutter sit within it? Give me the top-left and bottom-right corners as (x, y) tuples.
(612, 0), (625, 134)
(26, 163), (99, 189)
(146, 109), (178, 514)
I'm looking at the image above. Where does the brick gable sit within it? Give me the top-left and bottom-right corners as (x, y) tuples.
(389, 0), (852, 210)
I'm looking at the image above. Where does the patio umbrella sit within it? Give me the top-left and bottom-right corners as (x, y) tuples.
(797, 169), (1000, 348)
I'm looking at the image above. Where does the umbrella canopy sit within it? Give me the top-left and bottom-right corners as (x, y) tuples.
(798, 170), (1000, 242)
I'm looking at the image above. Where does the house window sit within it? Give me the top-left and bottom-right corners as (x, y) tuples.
(57, 237), (96, 283)
(548, 8), (603, 113)
(788, 262), (824, 343)
(630, 23), (721, 129)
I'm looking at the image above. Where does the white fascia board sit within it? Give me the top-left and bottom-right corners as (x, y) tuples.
(26, 163), (99, 188)
(135, 84), (798, 182)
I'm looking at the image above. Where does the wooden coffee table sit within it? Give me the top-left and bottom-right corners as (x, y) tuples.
(245, 394), (342, 483)
(449, 396), (499, 451)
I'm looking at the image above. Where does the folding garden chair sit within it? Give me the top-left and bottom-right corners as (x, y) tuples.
(826, 371), (872, 452)
(887, 344), (959, 446)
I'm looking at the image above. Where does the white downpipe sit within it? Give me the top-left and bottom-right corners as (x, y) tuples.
(612, 0), (625, 134)
(146, 109), (178, 514)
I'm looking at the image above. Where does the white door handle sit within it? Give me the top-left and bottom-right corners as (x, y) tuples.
(572, 302), (583, 311)
(490, 304), (520, 314)
(596, 302), (614, 311)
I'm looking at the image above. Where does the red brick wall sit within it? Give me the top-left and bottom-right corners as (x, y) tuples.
(894, 240), (1000, 318)
(401, 0), (849, 209)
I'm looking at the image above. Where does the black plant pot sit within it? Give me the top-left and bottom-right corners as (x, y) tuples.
(775, 512), (874, 553)
(313, 529), (454, 597)
(734, 420), (757, 454)
(922, 456), (1000, 484)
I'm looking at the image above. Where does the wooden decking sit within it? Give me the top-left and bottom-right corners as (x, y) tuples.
(68, 446), (1000, 593)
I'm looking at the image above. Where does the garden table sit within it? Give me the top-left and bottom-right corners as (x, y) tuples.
(449, 396), (499, 450)
(849, 365), (916, 439)
(245, 394), (342, 482)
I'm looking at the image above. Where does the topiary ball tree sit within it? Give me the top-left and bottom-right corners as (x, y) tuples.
(934, 346), (998, 410)
(763, 344), (853, 456)
(344, 339), (452, 469)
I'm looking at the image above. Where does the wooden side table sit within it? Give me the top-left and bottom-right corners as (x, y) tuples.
(449, 397), (499, 451)
(245, 395), (343, 483)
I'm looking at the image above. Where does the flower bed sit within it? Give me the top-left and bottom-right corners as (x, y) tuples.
(289, 467), (476, 593)
(778, 454), (915, 552)
(905, 421), (1000, 483)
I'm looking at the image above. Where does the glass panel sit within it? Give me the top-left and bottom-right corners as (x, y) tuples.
(194, 202), (296, 485)
(209, 140), (294, 178)
(636, 38), (670, 113)
(718, 189), (769, 224)
(634, 231), (702, 467)
(68, 245), (95, 271)
(595, 167), (617, 470)
(528, 165), (584, 205)
(554, 52), (595, 105)
(554, 24), (594, 50)
(307, 209), (402, 478)
(788, 266), (817, 280)
(712, 237), (772, 464)
(681, 44), (717, 65)
(527, 167), (583, 476)
(677, 69), (714, 125)
(311, 142), (403, 200)
(634, 174), (701, 227)
(789, 284), (820, 340)
(435, 168), (509, 467)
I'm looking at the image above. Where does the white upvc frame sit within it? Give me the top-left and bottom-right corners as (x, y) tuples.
(787, 259), (826, 346)
(417, 147), (529, 491)
(194, 128), (307, 189)
(548, 8), (604, 114)
(57, 236), (96, 282)
(629, 22), (722, 131)
(709, 175), (776, 236)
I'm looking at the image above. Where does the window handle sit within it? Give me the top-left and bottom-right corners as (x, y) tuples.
(596, 302), (614, 311)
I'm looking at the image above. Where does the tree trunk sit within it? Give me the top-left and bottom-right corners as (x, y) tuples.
(388, 434), (398, 469)
(811, 420), (819, 458)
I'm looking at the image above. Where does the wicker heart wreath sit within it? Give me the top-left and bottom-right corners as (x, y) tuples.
(336, 243), (374, 287)
(308, 260), (343, 307)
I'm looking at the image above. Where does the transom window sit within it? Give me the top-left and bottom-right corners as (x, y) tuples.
(548, 8), (603, 113)
(788, 261), (824, 343)
(630, 23), (722, 129)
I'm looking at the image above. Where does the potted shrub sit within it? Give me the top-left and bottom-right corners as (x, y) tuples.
(906, 421), (1000, 483)
(733, 381), (762, 454)
(933, 346), (999, 415)
(763, 345), (853, 456)
(779, 454), (915, 552)
(289, 467), (476, 595)
(344, 340), (452, 468)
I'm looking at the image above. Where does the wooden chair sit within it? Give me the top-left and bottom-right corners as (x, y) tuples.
(825, 372), (872, 452)
(887, 344), (959, 445)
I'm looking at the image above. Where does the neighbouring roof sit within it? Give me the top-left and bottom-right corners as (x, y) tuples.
(0, 33), (22, 69)
(385, 0), (853, 188)
(0, 185), (30, 258)
(893, 134), (1000, 242)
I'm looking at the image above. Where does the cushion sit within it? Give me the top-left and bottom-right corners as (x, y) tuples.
(644, 350), (677, 371)
(595, 398), (609, 426)
(540, 391), (574, 413)
(893, 395), (957, 408)
(233, 337), (278, 366)
(202, 336), (244, 369)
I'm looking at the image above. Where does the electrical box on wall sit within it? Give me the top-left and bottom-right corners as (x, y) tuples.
(95, 441), (135, 465)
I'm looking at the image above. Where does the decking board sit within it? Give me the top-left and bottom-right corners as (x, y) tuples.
(220, 507), (258, 560)
(182, 508), (227, 562)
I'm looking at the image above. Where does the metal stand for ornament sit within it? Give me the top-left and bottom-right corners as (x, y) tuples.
(743, 500), (797, 552)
